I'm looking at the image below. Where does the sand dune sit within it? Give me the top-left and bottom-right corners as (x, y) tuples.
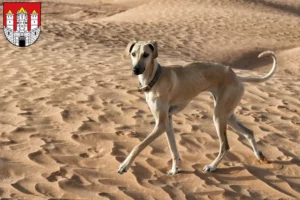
(0, 0), (299, 199)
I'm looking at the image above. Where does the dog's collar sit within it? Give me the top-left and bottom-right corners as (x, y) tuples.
(138, 64), (162, 93)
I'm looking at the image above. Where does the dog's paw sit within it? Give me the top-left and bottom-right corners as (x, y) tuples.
(117, 162), (130, 174)
(258, 155), (270, 164)
(167, 168), (179, 175)
(203, 165), (216, 172)
(257, 151), (270, 164)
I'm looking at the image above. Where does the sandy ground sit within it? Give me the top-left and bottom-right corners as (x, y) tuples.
(0, 0), (299, 199)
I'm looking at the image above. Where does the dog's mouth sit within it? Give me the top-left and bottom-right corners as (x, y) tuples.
(132, 71), (140, 75)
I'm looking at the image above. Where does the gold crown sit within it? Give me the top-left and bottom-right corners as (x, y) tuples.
(17, 7), (27, 14)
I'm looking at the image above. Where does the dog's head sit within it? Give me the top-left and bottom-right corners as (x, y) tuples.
(123, 40), (158, 75)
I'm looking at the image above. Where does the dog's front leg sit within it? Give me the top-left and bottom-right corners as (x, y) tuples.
(166, 115), (179, 175)
(118, 106), (168, 174)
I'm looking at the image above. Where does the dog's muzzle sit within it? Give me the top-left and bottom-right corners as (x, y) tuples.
(132, 66), (145, 75)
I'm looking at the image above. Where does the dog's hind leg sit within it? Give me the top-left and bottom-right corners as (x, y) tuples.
(203, 110), (229, 172)
(203, 87), (240, 172)
(228, 114), (269, 163)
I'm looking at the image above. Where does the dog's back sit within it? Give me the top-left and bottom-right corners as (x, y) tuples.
(164, 62), (239, 100)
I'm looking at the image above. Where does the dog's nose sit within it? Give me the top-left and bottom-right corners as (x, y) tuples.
(133, 67), (140, 75)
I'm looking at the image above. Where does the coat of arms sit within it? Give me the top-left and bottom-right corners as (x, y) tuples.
(3, 2), (41, 47)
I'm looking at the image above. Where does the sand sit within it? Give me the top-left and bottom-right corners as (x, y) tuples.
(0, 0), (299, 199)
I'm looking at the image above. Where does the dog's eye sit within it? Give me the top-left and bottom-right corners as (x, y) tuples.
(143, 53), (149, 58)
(131, 52), (136, 57)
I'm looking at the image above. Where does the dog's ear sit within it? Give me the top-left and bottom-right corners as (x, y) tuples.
(123, 40), (137, 59)
(148, 40), (158, 59)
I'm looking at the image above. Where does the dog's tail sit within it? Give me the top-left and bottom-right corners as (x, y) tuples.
(239, 51), (277, 83)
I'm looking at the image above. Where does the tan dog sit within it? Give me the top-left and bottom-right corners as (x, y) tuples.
(118, 40), (277, 175)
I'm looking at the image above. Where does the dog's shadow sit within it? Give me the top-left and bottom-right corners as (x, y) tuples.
(179, 165), (244, 175)
(186, 158), (299, 199)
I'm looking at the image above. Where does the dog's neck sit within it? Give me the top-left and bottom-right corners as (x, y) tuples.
(138, 59), (158, 87)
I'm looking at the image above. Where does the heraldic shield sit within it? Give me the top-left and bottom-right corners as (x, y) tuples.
(3, 2), (41, 47)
